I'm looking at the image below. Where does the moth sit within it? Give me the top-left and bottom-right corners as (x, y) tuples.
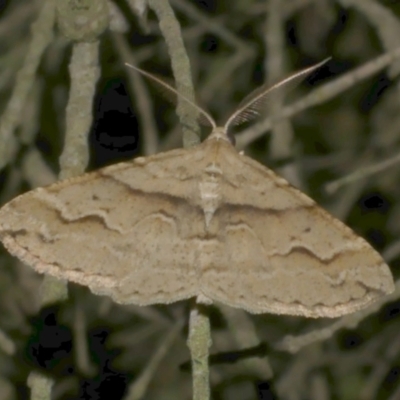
(0, 61), (393, 318)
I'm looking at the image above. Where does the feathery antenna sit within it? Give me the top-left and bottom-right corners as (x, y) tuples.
(125, 63), (217, 130)
(223, 58), (330, 132)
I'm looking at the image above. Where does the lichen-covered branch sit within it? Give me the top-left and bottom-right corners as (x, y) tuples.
(0, 0), (56, 170)
(188, 304), (211, 400)
(148, 0), (201, 148)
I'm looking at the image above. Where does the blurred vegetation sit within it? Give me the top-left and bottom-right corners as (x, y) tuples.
(0, 0), (399, 399)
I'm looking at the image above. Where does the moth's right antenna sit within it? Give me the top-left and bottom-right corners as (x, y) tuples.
(223, 58), (330, 132)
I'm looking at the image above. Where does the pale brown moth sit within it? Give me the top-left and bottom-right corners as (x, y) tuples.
(0, 61), (394, 318)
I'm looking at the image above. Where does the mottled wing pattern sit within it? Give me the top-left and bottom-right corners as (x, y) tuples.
(0, 147), (206, 305)
(199, 140), (394, 318)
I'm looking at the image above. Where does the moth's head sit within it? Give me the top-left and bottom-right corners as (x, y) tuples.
(206, 127), (235, 145)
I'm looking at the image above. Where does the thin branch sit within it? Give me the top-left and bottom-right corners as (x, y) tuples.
(265, 0), (303, 189)
(59, 42), (101, 179)
(0, 0), (56, 170)
(275, 277), (400, 354)
(147, 0), (201, 148)
(0, 328), (15, 355)
(172, 0), (248, 49)
(325, 151), (400, 194)
(338, 0), (400, 77)
(219, 306), (273, 379)
(126, 318), (184, 400)
(73, 303), (96, 376)
(22, 148), (56, 188)
(28, 372), (53, 400)
(188, 303), (211, 400)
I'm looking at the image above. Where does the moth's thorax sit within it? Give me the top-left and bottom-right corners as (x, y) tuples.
(199, 162), (223, 228)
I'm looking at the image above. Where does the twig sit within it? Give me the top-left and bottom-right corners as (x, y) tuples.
(59, 42), (100, 179)
(325, 151), (400, 194)
(28, 371), (53, 400)
(275, 277), (400, 354)
(22, 148), (57, 188)
(172, 0), (248, 49)
(382, 238), (400, 263)
(147, 0), (201, 148)
(0, 0), (56, 169)
(188, 303), (211, 400)
(326, 177), (366, 221)
(360, 334), (400, 400)
(219, 306), (273, 379)
(73, 303), (96, 376)
(265, 0), (303, 188)
(126, 318), (184, 400)
(388, 382), (400, 400)
(276, 345), (323, 399)
(0, 328), (15, 355)
(0, 1), (38, 39)
(337, 0), (400, 77)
